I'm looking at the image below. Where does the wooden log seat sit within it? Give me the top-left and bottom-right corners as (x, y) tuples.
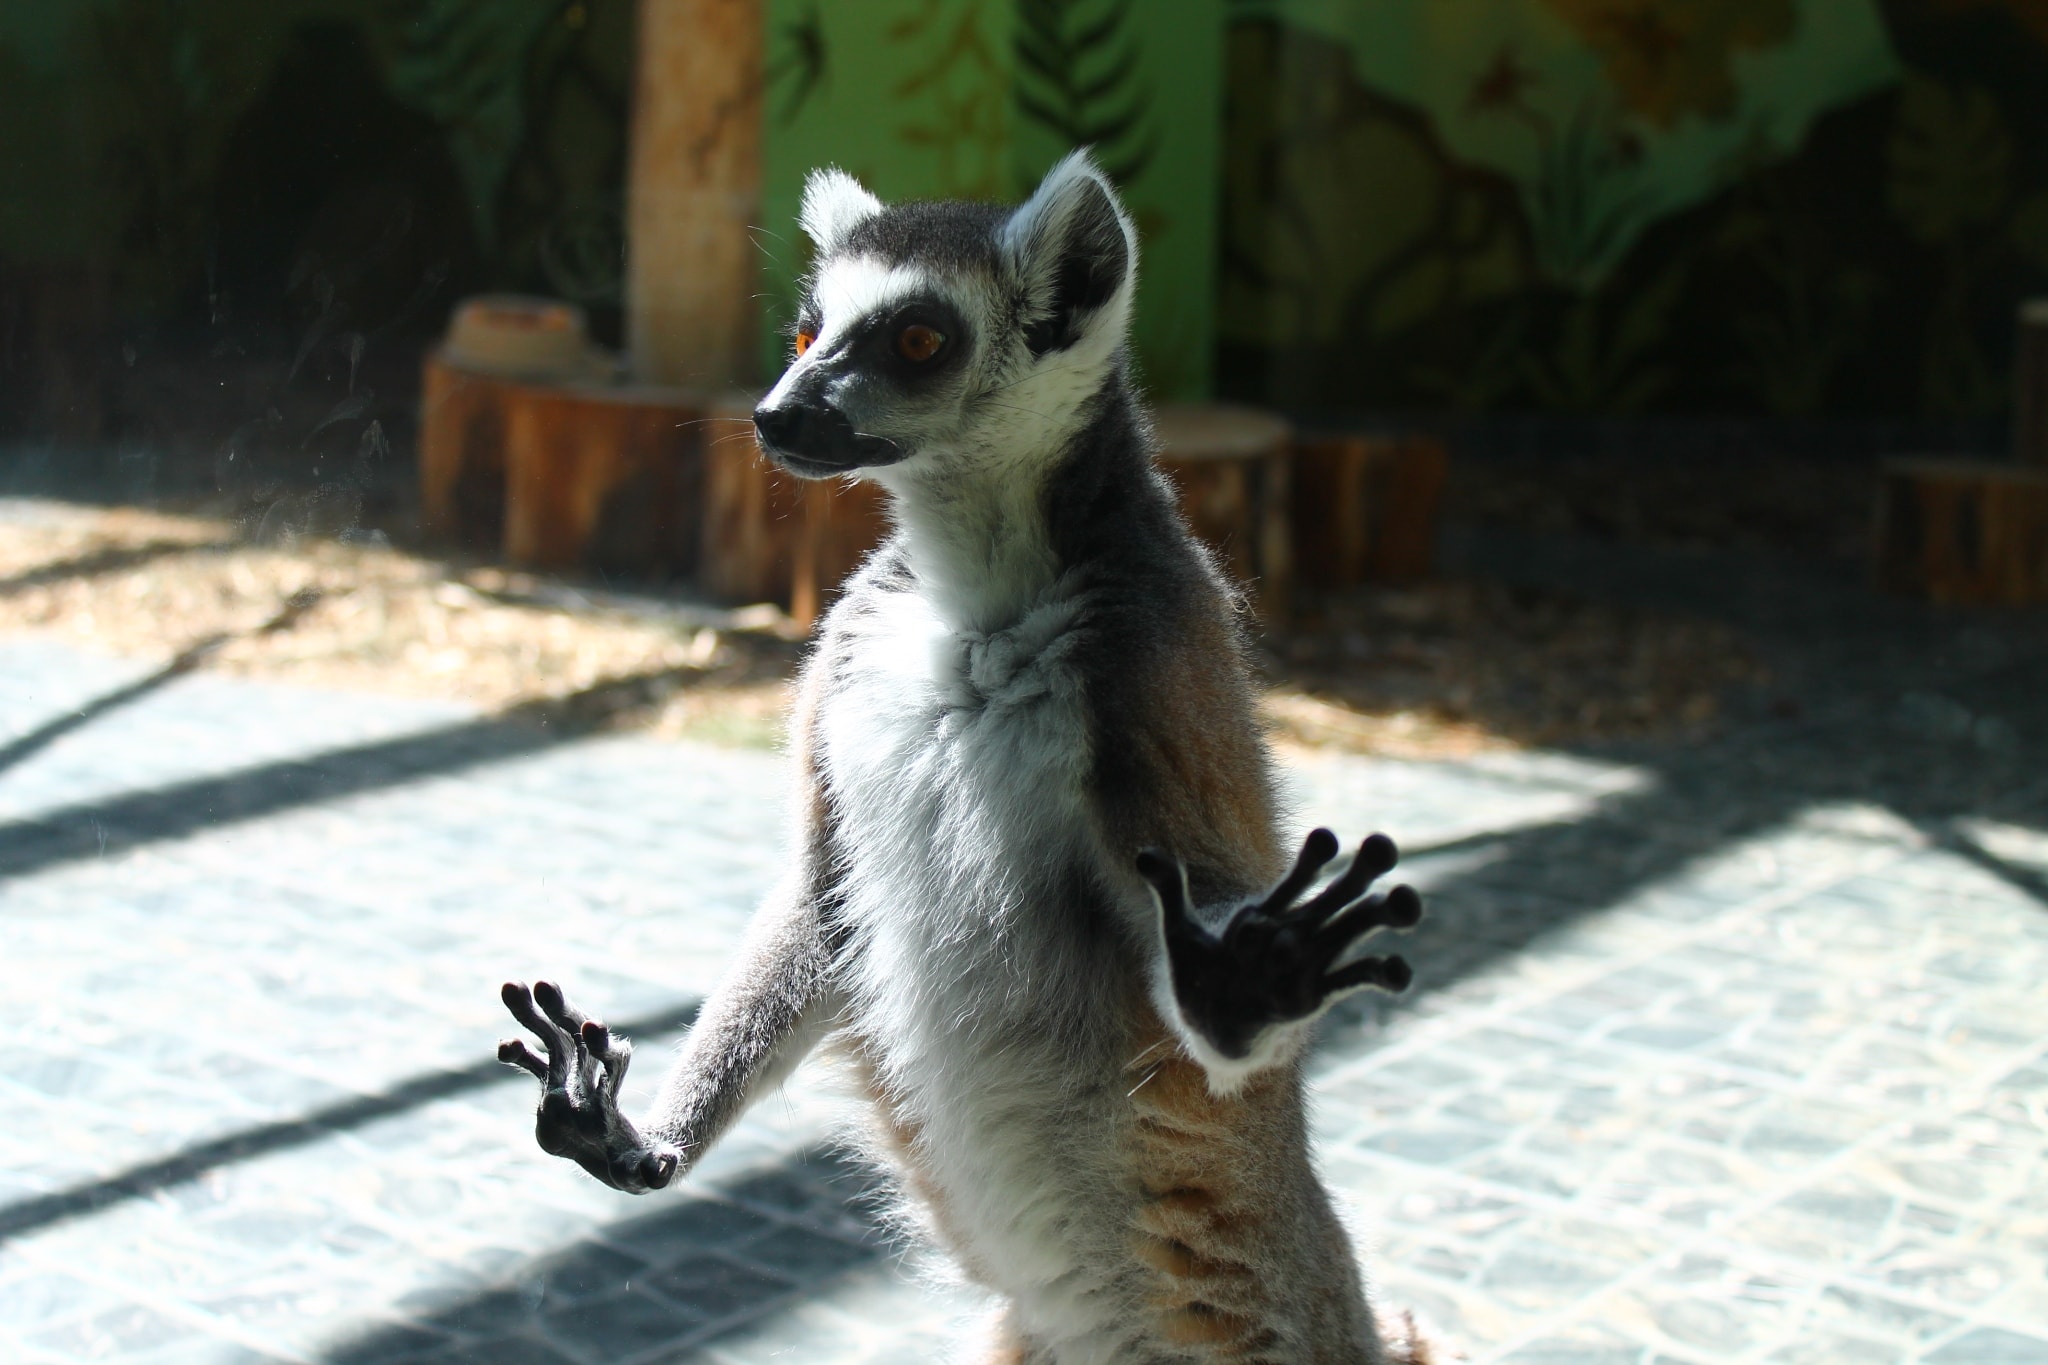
(696, 394), (892, 625)
(499, 381), (702, 574)
(419, 356), (517, 548)
(698, 392), (803, 608)
(420, 296), (618, 553)
(1289, 432), (1450, 588)
(1876, 456), (2048, 604)
(1153, 403), (1296, 624)
(700, 401), (1300, 626)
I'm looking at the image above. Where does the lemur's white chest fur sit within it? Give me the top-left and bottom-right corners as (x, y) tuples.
(817, 563), (1159, 1351)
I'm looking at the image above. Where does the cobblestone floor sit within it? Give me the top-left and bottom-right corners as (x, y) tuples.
(3, 533), (2047, 1364)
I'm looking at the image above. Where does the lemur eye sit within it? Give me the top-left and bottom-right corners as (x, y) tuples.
(794, 330), (816, 357)
(896, 324), (946, 364)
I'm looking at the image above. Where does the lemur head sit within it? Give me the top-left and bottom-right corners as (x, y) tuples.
(753, 151), (1137, 484)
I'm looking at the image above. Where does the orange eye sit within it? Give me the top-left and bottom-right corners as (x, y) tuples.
(896, 324), (945, 363)
(794, 330), (816, 357)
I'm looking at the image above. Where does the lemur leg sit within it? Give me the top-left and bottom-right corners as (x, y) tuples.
(1137, 828), (1422, 1088)
(500, 876), (839, 1193)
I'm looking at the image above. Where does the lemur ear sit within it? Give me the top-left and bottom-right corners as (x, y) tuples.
(1001, 150), (1137, 356)
(800, 167), (884, 255)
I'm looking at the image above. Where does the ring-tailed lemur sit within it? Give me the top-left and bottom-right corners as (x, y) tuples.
(501, 152), (1448, 1364)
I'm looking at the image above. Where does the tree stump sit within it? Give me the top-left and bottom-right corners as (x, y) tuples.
(697, 394), (893, 624)
(1876, 457), (2048, 604)
(699, 394), (805, 606)
(791, 477), (893, 628)
(1290, 433), (1449, 588)
(501, 382), (703, 574)
(420, 297), (613, 550)
(2016, 299), (2048, 468)
(1154, 404), (1295, 624)
(419, 354), (516, 547)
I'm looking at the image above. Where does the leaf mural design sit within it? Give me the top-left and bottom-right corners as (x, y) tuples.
(1887, 76), (2012, 245)
(891, 0), (1011, 200)
(1014, 0), (1158, 185)
(1526, 99), (1654, 290)
(1519, 259), (1687, 413)
(768, 3), (829, 126)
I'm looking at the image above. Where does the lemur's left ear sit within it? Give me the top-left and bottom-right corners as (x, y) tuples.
(800, 167), (884, 255)
(1001, 150), (1137, 356)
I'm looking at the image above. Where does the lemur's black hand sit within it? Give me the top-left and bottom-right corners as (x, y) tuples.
(499, 981), (680, 1193)
(1137, 829), (1421, 1061)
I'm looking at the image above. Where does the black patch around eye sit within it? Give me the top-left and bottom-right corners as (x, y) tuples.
(863, 299), (968, 381)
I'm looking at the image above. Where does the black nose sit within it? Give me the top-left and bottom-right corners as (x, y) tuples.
(752, 402), (904, 476)
(752, 402), (844, 455)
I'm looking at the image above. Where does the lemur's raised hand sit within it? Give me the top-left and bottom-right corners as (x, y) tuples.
(498, 981), (679, 1192)
(1140, 828), (1421, 1081)
(498, 152), (1451, 1362)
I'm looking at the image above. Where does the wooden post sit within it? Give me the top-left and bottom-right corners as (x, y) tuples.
(627, 0), (763, 388)
(501, 383), (704, 574)
(2016, 299), (2048, 467)
(1291, 434), (1449, 587)
(1876, 456), (2048, 604)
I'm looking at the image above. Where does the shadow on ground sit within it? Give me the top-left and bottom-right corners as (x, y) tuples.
(322, 1150), (899, 1365)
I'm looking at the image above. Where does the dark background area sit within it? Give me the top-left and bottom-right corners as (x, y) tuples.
(0, 0), (2044, 560)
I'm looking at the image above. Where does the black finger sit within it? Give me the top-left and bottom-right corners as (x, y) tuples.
(641, 1149), (677, 1189)
(497, 1038), (548, 1081)
(585, 1021), (633, 1099)
(1301, 834), (1400, 922)
(533, 980), (591, 1035)
(573, 1021), (608, 1097)
(1324, 954), (1413, 996)
(1265, 828), (1341, 913)
(1379, 883), (1423, 928)
(502, 982), (574, 1088)
(1311, 884), (1424, 957)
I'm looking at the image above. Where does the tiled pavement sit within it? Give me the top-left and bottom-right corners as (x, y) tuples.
(2, 581), (2046, 1362)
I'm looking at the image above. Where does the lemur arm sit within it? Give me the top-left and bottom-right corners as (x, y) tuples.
(500, 674), (844, 1193)
(642, 866), (841, 1153)
(499, 865), (841, 1192)
(1083, 585), (1423, 1094)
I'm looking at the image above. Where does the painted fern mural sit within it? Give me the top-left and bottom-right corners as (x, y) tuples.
(1014, 0), (1158, 186)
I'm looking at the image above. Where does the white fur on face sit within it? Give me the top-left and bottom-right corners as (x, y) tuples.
(799, 166), (883, 255)
(758, 255), (949, 414)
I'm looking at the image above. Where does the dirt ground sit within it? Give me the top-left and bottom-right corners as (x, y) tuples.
(0, 494), (1768, 758)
